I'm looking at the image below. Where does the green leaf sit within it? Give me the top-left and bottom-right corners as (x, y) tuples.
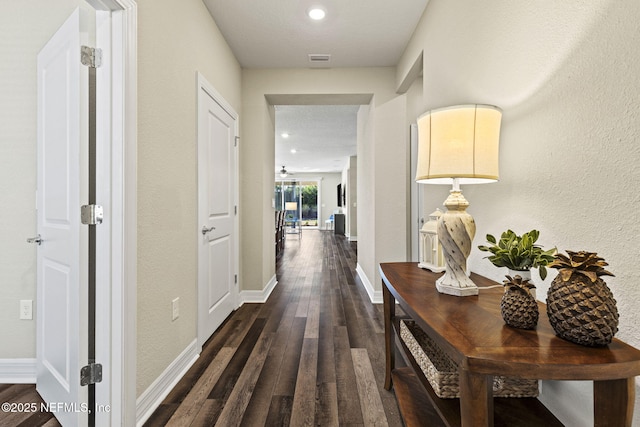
(539, 266), (547, 280)
(478, 228), (555, 273)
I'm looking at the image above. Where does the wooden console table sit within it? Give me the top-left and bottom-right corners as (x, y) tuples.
(381, 262), (640, 427)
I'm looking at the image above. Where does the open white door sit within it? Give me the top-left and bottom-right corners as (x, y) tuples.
(197, 74), (239, 349)
(36, 8), (89, 426)
(410, 123), (423, 262)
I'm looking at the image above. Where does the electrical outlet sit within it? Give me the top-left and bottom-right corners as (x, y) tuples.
(172, 297), (179, 321)
(20, 300), (33, 320)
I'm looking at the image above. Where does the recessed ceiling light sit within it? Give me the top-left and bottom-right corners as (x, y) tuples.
(281, 132), (290, 138)
(290, 149), (297, 154)
(308, 7), (326, 20)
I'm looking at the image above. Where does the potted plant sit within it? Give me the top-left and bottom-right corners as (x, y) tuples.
(478, 229), (556, 280)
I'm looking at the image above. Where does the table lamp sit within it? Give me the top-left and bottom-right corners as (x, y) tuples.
(285, 201), (298, 219)
(415, 104), (502, 296)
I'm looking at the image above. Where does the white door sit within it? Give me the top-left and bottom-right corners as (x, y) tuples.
(197, 74), (238, 348)
(36, 8), (89, 426)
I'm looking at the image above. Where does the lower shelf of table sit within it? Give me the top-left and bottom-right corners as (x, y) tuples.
(391, 368), (564, 427)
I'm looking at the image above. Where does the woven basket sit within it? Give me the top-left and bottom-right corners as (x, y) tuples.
(399, 320), (538, 399)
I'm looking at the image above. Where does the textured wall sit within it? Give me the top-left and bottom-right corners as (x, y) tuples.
(136, 0), (241, 396)
(400, 0), (640, 424)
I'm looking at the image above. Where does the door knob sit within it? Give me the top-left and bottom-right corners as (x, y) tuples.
(201, 226), (216, 235)
(27, 234), (43, 245)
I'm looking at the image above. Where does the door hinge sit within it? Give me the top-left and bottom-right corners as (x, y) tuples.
(80, 363), (102, 386)
(235, 274), (238, 284)
(81, 204), (104, 225)
(81, 46), (102, 68)
(234, 136), (239, 147)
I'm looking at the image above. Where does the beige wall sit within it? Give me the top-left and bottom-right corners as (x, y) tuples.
(399, 0), (640, 424)
(0, 0), (92, 359)
(371, 96), (408, 287)
(341, 156), (357, 239)
(136, 0), (241, 396)
(321, 173), (342, 225)
(241, 68), (408, 296)
(356, 104), (375, 290)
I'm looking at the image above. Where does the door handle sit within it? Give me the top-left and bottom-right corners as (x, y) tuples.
(27, 234), (43, 245)
(201, 226), (216, 235)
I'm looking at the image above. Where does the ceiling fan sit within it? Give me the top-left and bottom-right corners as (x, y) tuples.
(278, 165), (294, 178)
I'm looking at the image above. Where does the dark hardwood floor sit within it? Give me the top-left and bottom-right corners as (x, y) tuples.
(144, 230), (403, 426)
(0, 384), (60, 427)
(0, 230), (403, 426)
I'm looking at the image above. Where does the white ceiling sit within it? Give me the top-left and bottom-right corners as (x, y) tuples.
(203, 0), (429, 173)
(275, 105), (359, 174)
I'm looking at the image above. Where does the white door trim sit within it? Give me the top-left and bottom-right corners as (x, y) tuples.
(410, 123), (421, 262)
(86, 1), (137, 426)
(196, 72), (240, 351)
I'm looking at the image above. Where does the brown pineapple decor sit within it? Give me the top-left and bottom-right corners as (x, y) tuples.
(501, 275), (539, 329)
(546, 251), (618, 346)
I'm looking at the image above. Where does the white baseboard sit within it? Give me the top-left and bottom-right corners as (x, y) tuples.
(239, 274), (277, 304)
(348, 235), (357, 242)
(0, 358), (36, 383)
(136, 339), (199, 427)
(356, 263), (382, 303)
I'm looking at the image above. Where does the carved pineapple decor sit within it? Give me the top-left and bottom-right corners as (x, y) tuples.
(546, 251), (619, 346)
(501, 275), (539, 329)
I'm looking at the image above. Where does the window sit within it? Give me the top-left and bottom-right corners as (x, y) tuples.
(275, 180), (319, 227)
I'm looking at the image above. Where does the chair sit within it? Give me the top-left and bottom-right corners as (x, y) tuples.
(275, 211), (286, 257)
(285, 217), (302, 239)
(325, 214), (334, 230)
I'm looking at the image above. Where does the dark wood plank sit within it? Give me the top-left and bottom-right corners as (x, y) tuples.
(140, 231), (400, 426)
(265, 395), (293, 426)
(352, 347), (389, 426)
(594, 378), (635, 426)
(391, 368), (566, 427)
(144, 403), (179, 427)
(334, 325), (365, 425)
(315, 381), (339, 426)
(271, 317), (306, 397)
(240, 299), (301, 424)
(15, 410), (60, 427)
(290, 338), (318, 426)
(164, 347), (235, 426)
(391, 368), (446, 427)
(215, 331), (274, 426)
(189, 399), (224, 427)
(207, 317), (266, 401)
(459, 369), (493, 427)
(0, 384), (60, 427)
(163, 306), (258, 406)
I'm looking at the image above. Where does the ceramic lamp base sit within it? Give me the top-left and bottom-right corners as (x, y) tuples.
(436, 188), (478, 296)
(436, 275), (479, 296)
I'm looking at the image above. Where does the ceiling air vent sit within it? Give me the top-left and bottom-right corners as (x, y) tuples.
(308, 54), (331, 63)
